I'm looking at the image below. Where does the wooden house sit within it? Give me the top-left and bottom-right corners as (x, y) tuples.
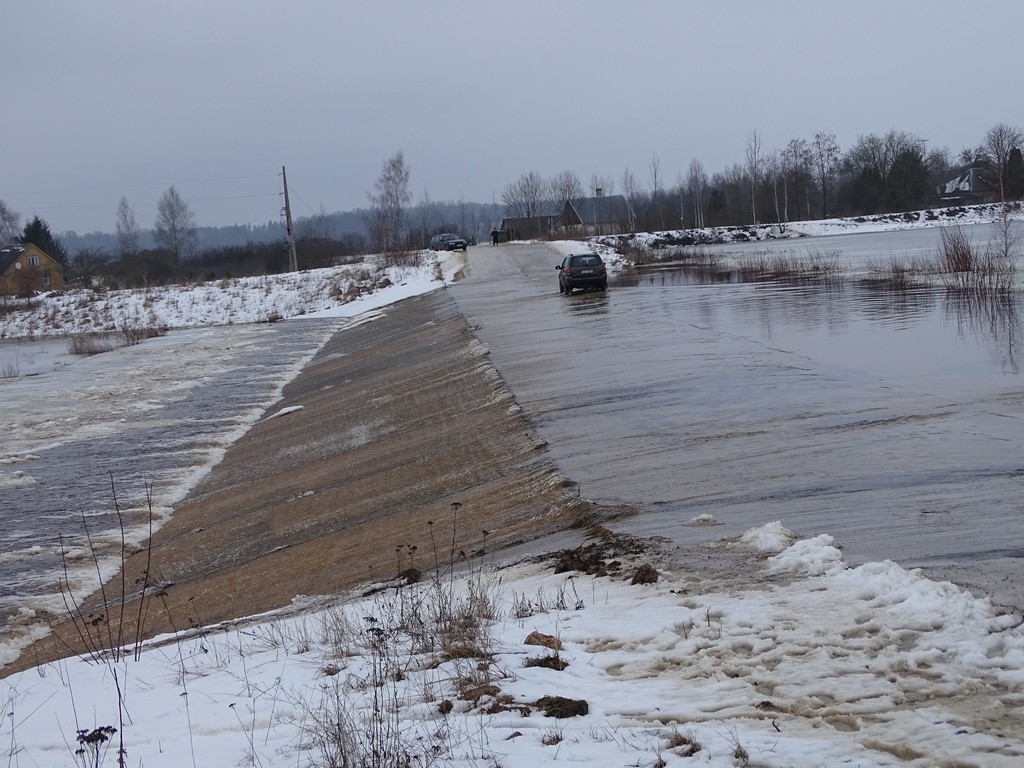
(555, 194), (632, 236)
(0, 243), (65, 296)
(499, 214), (560, 241)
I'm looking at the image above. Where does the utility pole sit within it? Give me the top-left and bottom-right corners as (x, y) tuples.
(281, 165), (298, 272)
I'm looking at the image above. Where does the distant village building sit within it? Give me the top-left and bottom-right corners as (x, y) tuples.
(0, 243), (65, 296)
(555, 194), (632, 236)
(499, 214), (560, 241)
(936, 167), (997, 205)
(500, 194), (634, 241)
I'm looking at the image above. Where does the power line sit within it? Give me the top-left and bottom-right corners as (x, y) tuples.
(8, 193), (279, 215)
(189, 193), (280, 203)
(0, 173), (280, 198)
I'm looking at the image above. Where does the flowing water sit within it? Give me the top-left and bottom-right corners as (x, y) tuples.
(448, 232), (1024, 605)
(2, 225), (1022, 664)
(0, 320), (345, 662)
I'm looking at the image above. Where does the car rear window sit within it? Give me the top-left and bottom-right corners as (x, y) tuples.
(571, 255), (602, 267)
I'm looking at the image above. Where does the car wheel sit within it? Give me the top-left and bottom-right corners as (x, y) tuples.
(600, 282), (608, 291)
(564, 283), (572, 294)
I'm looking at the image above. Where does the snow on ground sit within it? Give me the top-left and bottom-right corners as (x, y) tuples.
(595, 201), (1024, 252)
(3, 215), (1024, 765)
(0, 249), (466, 665)
(0, 250), (464, 346)
(3, 524), (1023, 767)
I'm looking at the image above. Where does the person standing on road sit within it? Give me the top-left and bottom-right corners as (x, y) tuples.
(491, 228), (498, 245)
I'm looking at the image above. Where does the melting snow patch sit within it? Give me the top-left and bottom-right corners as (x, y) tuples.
(265, 405), (304, 420)
(0, 470), (36, 489)
(737, 520), (796, 553)
(4, 524), (1024, 767)
(684, 513), (718, 526)
(767, 533), (845, 576)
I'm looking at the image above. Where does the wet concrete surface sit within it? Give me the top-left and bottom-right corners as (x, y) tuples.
(9, 287), (621, 673)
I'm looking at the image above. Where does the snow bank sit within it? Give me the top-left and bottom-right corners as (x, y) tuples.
(4, 526), (1023, 767)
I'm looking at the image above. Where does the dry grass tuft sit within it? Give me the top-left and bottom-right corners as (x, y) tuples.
(67, 333), (116, 356)
(524, 653), (569, 671)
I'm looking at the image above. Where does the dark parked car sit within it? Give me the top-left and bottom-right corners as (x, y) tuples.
(556, 253), (607, 293)
(429, 233), (468, 251)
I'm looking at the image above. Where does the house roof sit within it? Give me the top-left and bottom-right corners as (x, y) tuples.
(500, 215), (559, 229)
(0, 244), (26, 275)
(0, 243), (60, 277)
(939, 167), (996, 195)
(561, 194), (631, 226)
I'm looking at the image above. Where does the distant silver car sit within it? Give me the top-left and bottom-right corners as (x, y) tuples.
(429, 233), (467, 251)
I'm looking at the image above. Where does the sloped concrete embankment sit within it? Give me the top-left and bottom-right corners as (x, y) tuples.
(12, 288), (607, 673)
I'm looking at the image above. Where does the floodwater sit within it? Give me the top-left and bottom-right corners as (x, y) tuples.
(704, 220), (1021, 273)
(448, 232), (1024, 606)
(1, 225), (1021, 664)
(0, 320), (344, 661)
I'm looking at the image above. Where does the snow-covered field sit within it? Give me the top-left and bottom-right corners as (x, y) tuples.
(3, 207), (1024, 766)
(596, 201), (1024, 252)
(0, 253), (463, 345)
(4, 524), (1023, 767)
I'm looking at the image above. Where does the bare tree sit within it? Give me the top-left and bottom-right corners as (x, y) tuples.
(843, 129), (929, 212)
(410, 188), (444, 246)
(992, 201), (1023, 263)
(298, 203), (333, 240)
(583, 174), (615, 235)
(924, 145), (954, 192)
(620, 167), (641, 232)
(766, 153), (783, 227)
(368, 150), (412, 256)
(685, 159), (707, 228)
(959, 144), (989, 168)
(745, 130), (765, 225)
(675, 172), (686, 228)
(501, 171), (548, 218)
(550, 169), (584, 214)
(0, 199), (20, 243)
(811, 132), (840, 218)
(154, 186), (197, 264)
(588, 173), (615, 198)
(780, 139), (811, 222)
(648, 153), (665, 230)
(846, 129), (921, 187)
(115, 196), (140, 259)
(69, 247), (107, 287)
(984, 123), (1024, 201)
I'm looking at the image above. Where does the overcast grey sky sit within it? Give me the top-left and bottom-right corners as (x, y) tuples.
(4, 0), (1023, 235)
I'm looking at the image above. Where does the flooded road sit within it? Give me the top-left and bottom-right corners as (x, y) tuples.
(449, 240), (1024, 606)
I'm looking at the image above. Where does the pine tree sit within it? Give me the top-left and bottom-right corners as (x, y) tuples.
(21, 215), (68, 265)
(1004, 147), (1024, 200)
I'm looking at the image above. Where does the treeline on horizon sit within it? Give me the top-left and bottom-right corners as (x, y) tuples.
(5, 122), (1023, 290)
(501, 124), (1024, 236)
(51, 199), (503, 289)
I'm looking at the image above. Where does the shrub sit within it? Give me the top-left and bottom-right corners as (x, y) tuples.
(68, 334), (116, 356)
(938, 225), (975, 273)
